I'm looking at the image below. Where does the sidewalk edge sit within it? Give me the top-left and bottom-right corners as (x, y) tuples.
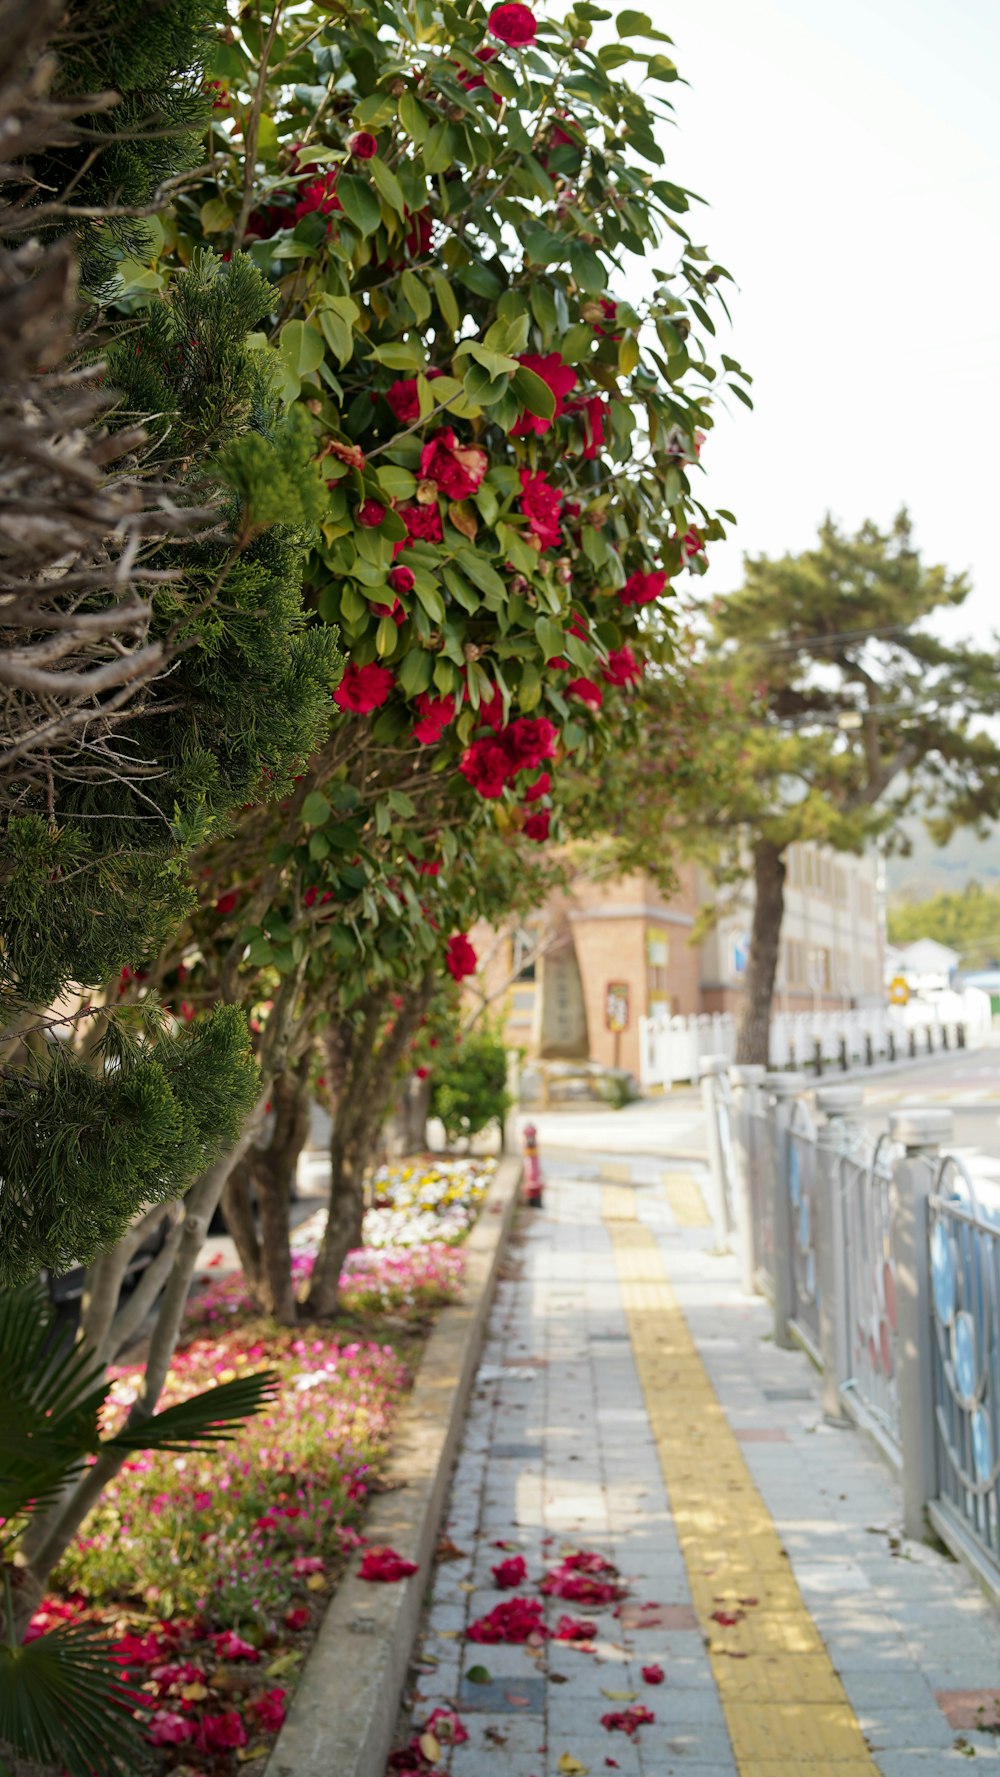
(266, 1154), (522, 1777)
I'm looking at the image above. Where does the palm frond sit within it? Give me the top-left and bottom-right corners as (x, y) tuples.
(0, 1620), (143, 1777)
(107, 1368), (280, 1452)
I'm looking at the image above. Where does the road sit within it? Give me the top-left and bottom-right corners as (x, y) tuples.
(853, 1042), (1000, 1188)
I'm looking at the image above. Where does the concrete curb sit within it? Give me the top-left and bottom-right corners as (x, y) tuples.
(266, 1154), (522, 1777)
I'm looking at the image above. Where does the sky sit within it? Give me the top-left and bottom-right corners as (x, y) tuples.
(638, 0), (1000, 646)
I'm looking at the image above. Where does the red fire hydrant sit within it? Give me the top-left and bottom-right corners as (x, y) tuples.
(523, 1122), (544, 1209)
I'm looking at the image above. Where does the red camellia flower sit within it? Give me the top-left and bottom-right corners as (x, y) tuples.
(459, 714), (558, 799)
(413, 692), (456, 745)
(446, 934), (477, 981)
(468, 1596), (548, 1643)
(641, 1664), (665, 1685)
(250, 1689), (287, 1733)
(371, 597), (405, 626)
(601, 1705), (656, 1737)
(294, 168), (342, 224)
(215, 890), (239, 915)
(396, 502), (444, 548)
(542, 1551), (623, 1604)
(620, 568), (667, 607)
(334, 662), (395, 714)
(419, 428), (488, 500)
(602, 645), (643, 686)
(524, 770), (551, 802)
(681, 526), (704, 558)
(415, 1064), (430, 1080)
(194, 1712), (248, 1753)
(385, 368), (443, 424)
(359, 1546), (420, 1582)
(572, 392), (608, 460)
(356, 498), (386, 528)
(424, 1708), (469, 1746)
(458, 43), (498, 89)
(566, 677), (603, 709)
(213, 1630), (259, 1662)
(512, 351), (578, 436)
(284, 1607), (310, 1630)
(388, 565), (415, 594)
(488, 2), (537, 46)
(554, 1614), (598, 1642)
(492, 1554), (528, 1589)
(518, 468), (562, 550)
(523, 808), (551, 842)
(347, 130), (378, 159)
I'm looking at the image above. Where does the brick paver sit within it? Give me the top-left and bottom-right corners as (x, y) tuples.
(392, 1156), (1000, 1776)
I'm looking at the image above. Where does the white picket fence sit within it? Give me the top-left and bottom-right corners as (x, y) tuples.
(638, 990), (992, 1089)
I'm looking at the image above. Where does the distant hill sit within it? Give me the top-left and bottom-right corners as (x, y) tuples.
(887, 819), (1000, 903)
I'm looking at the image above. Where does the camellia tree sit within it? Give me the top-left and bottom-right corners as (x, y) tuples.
(12, 0), (747, 1630)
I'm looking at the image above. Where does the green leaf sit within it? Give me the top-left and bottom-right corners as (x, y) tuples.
(401, 267), (432, 324)
(569, 243), (607, 293)
(535, 616), (566, 660)
(441, 565), (480, 613)
(280, 319), (325, 379)
(375, 616), (398, 656)
(457, 340), (521, 377)
(398, 648), (434, 695)
(456, 549), (507, 600)
(519, 663), (542, 710)
(199, 196), (232, 234)
(399, 91), (429, 142)
(431, 269), (461, 332)
(512, 365), (556, 421)
(414, 580), (446, 623)
(377, 464), (417, 501)
(618, 332), (640, 375)
(301, 791), (332, 827)
(423, 121), (456, 175)
(370, 156), (405, 214)
(466, 1665), (492, 1685)
(337, 174), (382, 236)
(369, 341), (424, 372)
(317, 307), (354, 365)
(463, 363), (510, 407)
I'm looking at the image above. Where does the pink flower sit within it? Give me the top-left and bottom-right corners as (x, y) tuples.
(424, 1707), (469, 1746)
(620, 568), (667, 608)
(413, 692), (456, 745)
(359, 1546), (420, 1582)
(601, 645), (642, 686)
(566, 677), (603, 709)
(419, 428), (488, 500)
(334, 662), (395, 713)
(347, 130), (378, 159)
(489, 2), (537, 46)
(518, 468), (561, 550)
(357, 498), (387, 528)
(512, 352), (578, 436)
(492, 1554), (528, 1589)
(213, 1630), (259, 1662)
(446, 934), (477, 982)
(147, 1712), (194, 1747)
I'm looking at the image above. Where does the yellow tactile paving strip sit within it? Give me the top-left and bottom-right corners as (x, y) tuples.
(602, 1184), (880, 1773)
(662, 1169), (712, 1228)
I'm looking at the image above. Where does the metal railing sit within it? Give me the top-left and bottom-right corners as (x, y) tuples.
(638, 989), (992, 1089)
(701, 1069), (1000, 1610)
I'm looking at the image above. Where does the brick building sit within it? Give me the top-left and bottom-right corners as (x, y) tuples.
(474, 842), (883, 1080)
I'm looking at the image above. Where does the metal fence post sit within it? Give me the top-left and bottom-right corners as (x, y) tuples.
(767, 1072), (809, 1349)
(730, 1064), (766, 1292)
(815, 1084), (864, 1422)
(890, 1108), (952, 1542)
(700, 1054), (734, 1248)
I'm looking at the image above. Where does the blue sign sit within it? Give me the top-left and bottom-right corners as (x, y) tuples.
(732, 931), (751, 977)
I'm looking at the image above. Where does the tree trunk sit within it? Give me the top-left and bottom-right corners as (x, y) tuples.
(735, 838), (787, 1066)
(251, 1052), (312, 1323)
(305, 975), (433, 1318)
(221, 1162), (263, 1297)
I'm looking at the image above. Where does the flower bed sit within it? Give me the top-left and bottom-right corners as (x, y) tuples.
(31, 1156), (495, 1771)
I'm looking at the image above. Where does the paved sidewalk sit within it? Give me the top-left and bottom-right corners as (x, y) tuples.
(391, 1154), (1000, 1776)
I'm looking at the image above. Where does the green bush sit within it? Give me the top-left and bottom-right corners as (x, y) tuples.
(431, 1028), (511, 1148)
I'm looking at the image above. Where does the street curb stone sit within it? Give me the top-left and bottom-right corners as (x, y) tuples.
(265, 1154), (522, 1777)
